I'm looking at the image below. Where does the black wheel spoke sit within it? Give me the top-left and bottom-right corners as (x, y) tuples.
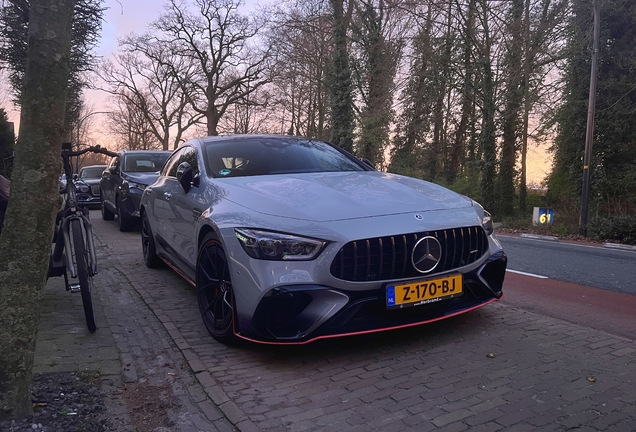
(196, 239), (235, 342)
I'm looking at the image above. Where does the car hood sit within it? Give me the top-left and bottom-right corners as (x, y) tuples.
(219, 171), (473, 222)
(122, 171), (160, 186)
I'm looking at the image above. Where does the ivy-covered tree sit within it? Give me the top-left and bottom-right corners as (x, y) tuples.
(499, 0), (524, 217)
(328, 0), (355, 152)
(388, 10), (434, 180)
(350, 0), (398, 169)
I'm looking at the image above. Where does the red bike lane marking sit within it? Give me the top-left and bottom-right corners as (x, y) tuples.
(502, 271), (636, 340)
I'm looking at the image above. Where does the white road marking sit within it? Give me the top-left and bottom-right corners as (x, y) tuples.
(506, 269), (549, 279)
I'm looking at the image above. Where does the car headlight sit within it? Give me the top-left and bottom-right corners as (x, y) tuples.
(235, 229), (326, 261)
(470, 200), (494, 236)
(75, 183), (89, 193)
(125, 181), (147, 191)
(482, 210), (493, 236)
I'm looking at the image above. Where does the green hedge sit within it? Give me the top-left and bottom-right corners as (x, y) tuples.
(588, 215), (636, 245)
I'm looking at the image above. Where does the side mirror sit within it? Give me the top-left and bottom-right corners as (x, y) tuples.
(176, 161), (194, 193)
(73, 174), (79, 181)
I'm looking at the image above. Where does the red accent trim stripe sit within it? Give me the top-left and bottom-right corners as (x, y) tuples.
(160, 256), (502, 345)
(162, 258), (196, 287)
(235, 296), (502, 345)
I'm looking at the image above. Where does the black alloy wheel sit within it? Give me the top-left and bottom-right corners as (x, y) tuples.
(141, 212), (163, 268)
(116, 197), (134, 232)
(196, 234), (236, 344)
(101, 195), (114, 221)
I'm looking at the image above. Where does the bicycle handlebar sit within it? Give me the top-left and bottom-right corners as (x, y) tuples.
(62, 145), (118, 159)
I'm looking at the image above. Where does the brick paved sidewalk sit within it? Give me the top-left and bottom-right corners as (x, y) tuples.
(35, 212), (636, 431)
(34, 229), (235, 431)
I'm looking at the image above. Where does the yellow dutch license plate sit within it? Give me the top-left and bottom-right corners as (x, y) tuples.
(386, 274), (463, 309)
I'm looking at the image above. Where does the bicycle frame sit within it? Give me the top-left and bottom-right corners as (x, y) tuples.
(51, 209), (98, 278)
(49, 145), (116, 281)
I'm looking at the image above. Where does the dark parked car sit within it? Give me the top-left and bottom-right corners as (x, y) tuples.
(0, 174), (9, 235)
(100, 150), (171, 231)
(140, 135), (507, 345)
(75, 164), (107, 208)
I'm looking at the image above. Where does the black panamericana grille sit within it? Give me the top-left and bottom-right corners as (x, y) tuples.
(330, 226), (489, 282)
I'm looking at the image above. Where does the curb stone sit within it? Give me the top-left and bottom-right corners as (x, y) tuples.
(604, 242), (636, 252)
(519, 233), (559, 242)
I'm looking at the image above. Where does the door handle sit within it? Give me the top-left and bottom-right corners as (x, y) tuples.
(164, 192), (172, 200)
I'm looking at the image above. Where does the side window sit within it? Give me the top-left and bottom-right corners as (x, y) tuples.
(166, 146), (198, 178)
(110, 156), (121, 174)
(182, 147), (198, 173)
(164, 149), (185, 178)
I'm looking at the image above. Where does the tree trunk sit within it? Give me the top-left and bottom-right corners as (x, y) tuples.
(479, 0), (496, 212)
(449, 0), (476, 183)
(518, 0), (531, 213)
(500, 0), (524, 217)
(0, 0), (75, 420)
(328, 0), (355, 152)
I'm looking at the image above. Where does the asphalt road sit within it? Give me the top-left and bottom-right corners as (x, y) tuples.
(498, 234), (636, 295)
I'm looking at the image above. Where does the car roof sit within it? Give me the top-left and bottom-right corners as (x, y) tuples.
(120, 149), (172, 154)
(200, 134), (309, 145)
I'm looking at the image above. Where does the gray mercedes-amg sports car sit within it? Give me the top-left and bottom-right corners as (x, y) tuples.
(140, 135), (507, 344)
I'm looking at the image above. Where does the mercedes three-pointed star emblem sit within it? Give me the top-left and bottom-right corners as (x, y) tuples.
(411, 236), (442, 273)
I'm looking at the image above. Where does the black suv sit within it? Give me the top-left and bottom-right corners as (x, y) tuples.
(100, 150), (171, 231)
(75, 164), (107, 208)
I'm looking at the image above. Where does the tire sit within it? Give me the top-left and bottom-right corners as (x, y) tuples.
(101, 195), (114, 221)
(70, 218), (97, 333)
(141, 212), (163, 268)
(116, 198), (134, 232)
(196, 234), (236, 344)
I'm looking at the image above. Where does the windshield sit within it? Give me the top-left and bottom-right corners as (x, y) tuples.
(123, 153), (170, 173)
(79, 166), (106, 179)
(203, 137), (367, 178)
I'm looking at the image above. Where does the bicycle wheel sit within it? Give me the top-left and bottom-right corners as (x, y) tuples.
(70, 218), (97, 332)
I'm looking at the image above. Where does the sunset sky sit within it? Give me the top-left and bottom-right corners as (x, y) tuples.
(1, 0), (552, 185)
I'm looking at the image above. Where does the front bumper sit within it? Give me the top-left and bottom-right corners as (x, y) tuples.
(239, 251), (507, 344)
(77, 193), (101, 206)
(120, 190), (144, 218)
(77, 184), (102, 207)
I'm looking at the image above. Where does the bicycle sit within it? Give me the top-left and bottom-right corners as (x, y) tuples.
(48, 143), (118, 332)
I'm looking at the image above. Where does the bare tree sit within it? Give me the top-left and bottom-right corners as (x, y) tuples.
(268, 0), (333, 139)
(518, 0), (569, 212)
(106, 92), (163, 150)
(96, 35), (202, 150)
(68, 102), (111, 170)
(220, 84), (275, 134)
(153, 0), (272, 136)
